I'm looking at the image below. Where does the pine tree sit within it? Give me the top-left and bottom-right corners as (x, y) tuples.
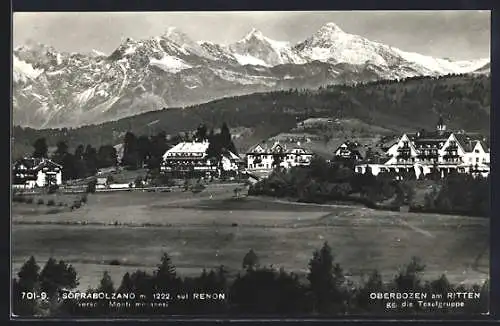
(393, 256), (426, 291)
(97, 271), (115, 293)
(153, 253), (179, 293)
(242, 249), (259, 271)
(17, 256), (40, 291)
(307, 242), (347, 314)
(33, 138), (48, 158)
(118, 272), (134, 293)
(122, 132), (139, 169)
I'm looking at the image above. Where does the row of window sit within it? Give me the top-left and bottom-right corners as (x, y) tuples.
(167, 153), (204, 157)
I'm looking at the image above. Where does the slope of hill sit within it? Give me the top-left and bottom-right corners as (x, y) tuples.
(12, 74), (490, 160)
(13, 22), (489, 129)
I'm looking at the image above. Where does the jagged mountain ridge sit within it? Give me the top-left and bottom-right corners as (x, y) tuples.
(13, 22), (489, 129)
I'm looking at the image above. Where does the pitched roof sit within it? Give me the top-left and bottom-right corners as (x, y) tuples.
(454, 133), (487, 153)
(167, 141), (210, 154)
(247, 141), (313, 154)
(411, 131), (452, 142)
(14, 157), (62, 171)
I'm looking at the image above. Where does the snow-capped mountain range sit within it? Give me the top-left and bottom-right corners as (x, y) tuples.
(13, 22), (489, 129)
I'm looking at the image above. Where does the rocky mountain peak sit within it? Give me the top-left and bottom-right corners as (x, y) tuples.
(241, 28), (266, 41)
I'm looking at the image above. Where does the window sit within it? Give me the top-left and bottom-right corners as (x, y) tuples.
(476, 157), (479, 163)
(475, 149), (480, 153)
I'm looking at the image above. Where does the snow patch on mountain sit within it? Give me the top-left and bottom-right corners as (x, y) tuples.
(149, 55), (192, 73)
(394, 49), (488, 75)
(12, 21), (490, 129)
(91, 49), (107, 57)
(13, 55), (44, 83)
(123, 45), (137, 56)
(232, 53), (270, 67)
(229, 28), (307, 66)
(76, 87), (96, 104)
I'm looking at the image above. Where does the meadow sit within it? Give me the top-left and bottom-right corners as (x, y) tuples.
(12, 185), (489, 291)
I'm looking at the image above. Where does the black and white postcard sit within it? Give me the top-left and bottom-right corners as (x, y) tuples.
(11, 10), (491, 318)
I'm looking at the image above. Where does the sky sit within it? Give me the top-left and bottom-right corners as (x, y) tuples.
(13, 11), (491, 60)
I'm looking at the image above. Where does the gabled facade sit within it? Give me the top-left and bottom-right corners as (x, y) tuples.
(161, 141), (241, 178)
(355, 118), (490, 179)
(246, 141), (313, 171)
(334, 141), (364, 161)
(12, 157), (63, 189)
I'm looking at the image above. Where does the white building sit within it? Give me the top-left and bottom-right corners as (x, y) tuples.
(355, 118), (490, 179)
(246, 141), (313, 172)
(161, 141), (241, 178)
(333, 141), (364, 161)
(12, 157), (63, 189)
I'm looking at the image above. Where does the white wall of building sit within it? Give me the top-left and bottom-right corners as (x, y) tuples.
(246, 147), (312, 171)
(462, 141), (490, 165)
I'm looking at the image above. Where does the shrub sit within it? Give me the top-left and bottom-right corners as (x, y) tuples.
(37, 199), (44, 205)
(81, 194), (88, 204)
(25, 197), (34, 204)
(48, 184), (59, 194)
(86, 179), (97, 193)
(46, 199), (55, 206)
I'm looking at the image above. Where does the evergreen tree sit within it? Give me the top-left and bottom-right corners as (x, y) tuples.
(97, 145), (118, 168)
(195, 124), (208, 142)
(220, 122), (237, 154)
(39, 258), (79, 299)
(137, 135), (152, 168)
(83, 145), (98, 176)
(52, 141), (69, 163)
(122, 132), (139, 169)
(17, 256), (40, 291)
(242, 249), (259, 271)
(148, 131), (168, 170)
(97, 271), (115, 293)
(153, 253), (179, 293)
(118, 272), (134, 293)
(33, 138), (48, 158)
(307, 242), (347, 314)
(393, 256), (426, 291)
(74, 145), (85, 160)
(73, 145), (87, 178)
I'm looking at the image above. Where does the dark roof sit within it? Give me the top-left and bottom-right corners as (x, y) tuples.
(454, 133), (487, 152)
(411, 131), (452, 142)
(357, 156), (392, 165)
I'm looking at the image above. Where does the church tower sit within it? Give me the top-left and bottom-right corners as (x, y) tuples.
(436, 116), (446, 134)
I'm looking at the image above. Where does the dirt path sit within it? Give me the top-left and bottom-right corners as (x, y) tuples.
(250, 196), (357, 209)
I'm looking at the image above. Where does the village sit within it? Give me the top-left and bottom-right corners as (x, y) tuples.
(12, 116), (490, 193)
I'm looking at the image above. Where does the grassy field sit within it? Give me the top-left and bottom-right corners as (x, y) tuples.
(12, 185), (489, 291)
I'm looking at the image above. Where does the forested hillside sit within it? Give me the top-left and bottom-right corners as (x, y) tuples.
(12, 73), (490, 160)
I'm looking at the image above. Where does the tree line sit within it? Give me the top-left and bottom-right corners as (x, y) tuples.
(22, 121), (238, 183)
(12, 243), (488, 317)
(248, 157), (490, 217)
(12, 74), (490, 159)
